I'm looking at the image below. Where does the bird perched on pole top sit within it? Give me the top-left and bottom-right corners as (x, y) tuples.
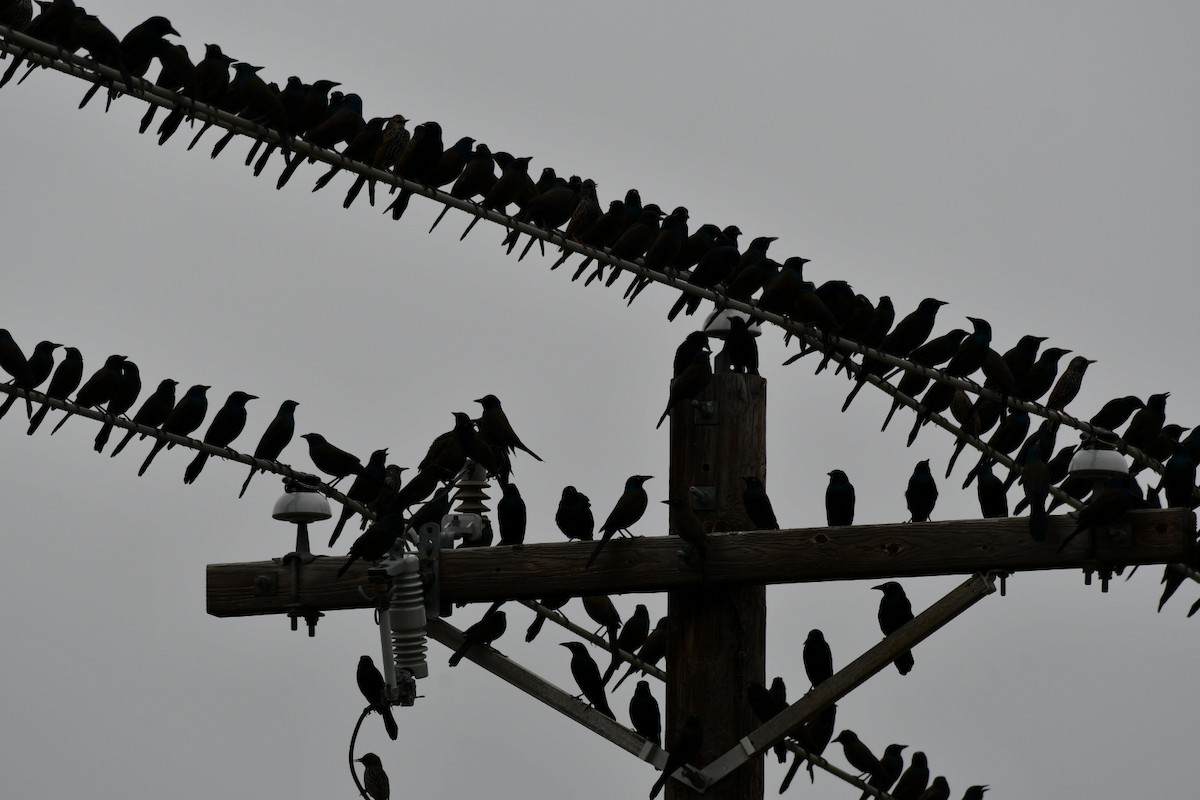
(657, 346), (711, 429)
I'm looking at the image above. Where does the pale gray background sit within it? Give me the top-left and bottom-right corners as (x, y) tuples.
(2, 2), (1197, 798)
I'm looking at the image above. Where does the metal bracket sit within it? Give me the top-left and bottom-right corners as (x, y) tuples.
(253, 572), (278, 597)
(690, 485), (717, 512)
(692, 399), (719, 426)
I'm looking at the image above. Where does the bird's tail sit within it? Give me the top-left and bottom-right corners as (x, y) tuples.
(239, 465), (259, 498)
(183, 451), (208, 484)
(139, 440), (168, 476)
(109, 428), (137, 457)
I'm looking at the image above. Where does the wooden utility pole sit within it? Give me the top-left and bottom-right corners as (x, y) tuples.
(664, 371), (767, 800)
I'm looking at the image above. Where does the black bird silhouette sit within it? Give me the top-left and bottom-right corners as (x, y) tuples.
(26, 346), (82, 435)
(746, 680), (787, 763)
(650, 714), (703, 799)
(1020, 442), (1051, 540)
(588, 475), (652, 567)
(833, 729), (884, 777)
(92, 360), (141, 452)
(497, 482), (527, 545)
(719, 316), (759, 375)
(741, 476), (779, 530)
(1088, 395), (1144, 434)
(338, 503), (403, 577)
(328, 448), (388, 546)
(916, 775), (951, 800)
(449, 605), (507, 667)
(1122, 392), (1169, 451)
(560, 641), (614, 720)
(556, 486), (594, 541)
(874, 581), (915, 674)
(51, 353), (126, 434)
(1018, 346), (1071, 402)
(238, 399), (298, 496)
(826, 469), (856, 526)
(524, 595), (569, 643)
(863, 744), (908, 799)
(474, 394), (542, 462)
(975, 461), (1009, 518)
(905, 460), (938, 522)
(891, 751), (930, 800)
(0, 338), (55, 421)
(803, 629), (834, 687)
(356, 655), (398, 740)
(300, 432), (362, 486)
(183, 390), (256, 484)
(629, 680), (662, 745)
(138, 384), (209, 476)
(663, 497), (709, 578)
(603, 603), (650, 684)
(612, 615), (669, 690)
(672, 332), (710, 377)
(657, 347), (711, 429)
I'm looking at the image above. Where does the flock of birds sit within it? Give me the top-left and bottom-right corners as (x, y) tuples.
(3, 4), (1199, 799)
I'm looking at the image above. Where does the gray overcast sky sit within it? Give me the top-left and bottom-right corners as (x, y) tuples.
(2, 2), (1198, 798)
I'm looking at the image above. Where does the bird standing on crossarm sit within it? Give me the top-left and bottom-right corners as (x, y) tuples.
(588, 475), (652, 567)
(560, 641), (614, 719)
(905, 460), (938, 522)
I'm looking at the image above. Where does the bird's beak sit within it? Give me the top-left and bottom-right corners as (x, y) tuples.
(871, 584), (886, 591)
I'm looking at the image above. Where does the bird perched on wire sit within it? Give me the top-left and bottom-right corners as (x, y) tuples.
(804, 629), (834, 688)
(109, 376), (176, 455)
(556, 485), (594, 541)
(1088, 395), (1144, 435)
(890, 750), (930, 800)
(630, 680), (662, 745)
(560, 641), (614, 720)
(474, 394), (542, 462)
(300, 432), (362, 486)
(355, 655), (398, 741)
(746, 680), (788, 764)
(905, 460), (938, 522)
(874, 581), (915, 674)
(356, 753), (390, 800)
(603, 603), (650, 684)
(582, 594), (622, 675)
(588, 475), (652, 567)
(238, 399), (298, 496)
(650, 714), (703, 799)
(0, 334), (46, 421)
(0, 338), (57, 422)
(92, 359), (141, 452)
(656, 347), (711, 429)
(1122, 392), (1169, 451)
(26, 346), (82, 435)
(741, 476), (779, 530)
(1045, 355), (1096, 413)
(449, 605), (507, 667)
(51, 353), (126, 434)
(138, 384), (209, 476)
(863, 744), (908, 799)
(833, 729), (884, 778)
(328, 448), (388, 546)
(524, 595), (569, 643)
(612, 615), (669, 690)
(183, 390), (256, 484)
